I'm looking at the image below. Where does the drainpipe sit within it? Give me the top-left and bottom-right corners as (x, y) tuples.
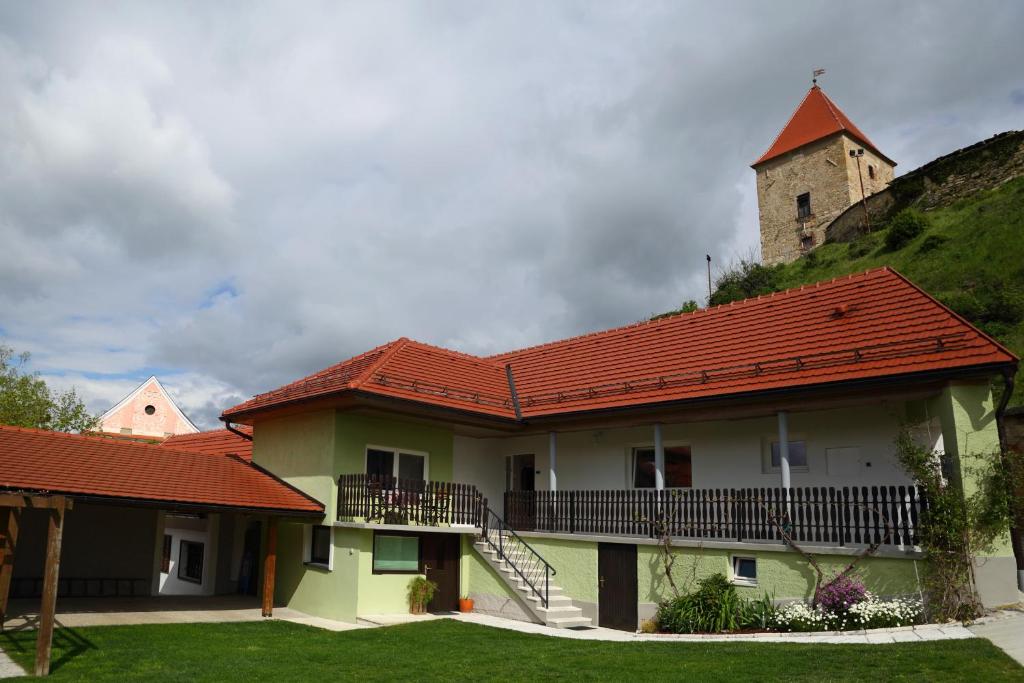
(548, 432), (557, 492)
(223, 420), (253, 441)
(654, 423), (665, 490)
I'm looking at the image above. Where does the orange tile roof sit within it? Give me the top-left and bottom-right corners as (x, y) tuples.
(162, 426), (253, 461)
(753, 86), (894, 167)
(0, 425), (323, 515)
(222, 268), (1016, 423)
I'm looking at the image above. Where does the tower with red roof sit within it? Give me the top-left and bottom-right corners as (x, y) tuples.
(753, 83), (895, 265)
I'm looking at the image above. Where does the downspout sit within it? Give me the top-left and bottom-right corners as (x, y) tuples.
(994, 368), (1023, 590)
(223, 420), (253, 441)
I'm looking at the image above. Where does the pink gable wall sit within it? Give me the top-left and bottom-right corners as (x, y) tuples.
(100, 379), (197, 438)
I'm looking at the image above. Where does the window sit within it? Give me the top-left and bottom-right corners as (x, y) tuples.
(161, 535), (172, 573)
(800, 234), (815, 251)
(144, 404), (156, 415)
(796, 192), (812, 219)
(372, 533), (420, 573)
(309, 525), (331, 566)
(366, 447), (427, 481)
(868, 164), (876, 180)
(767, 440), (809, 472)
(732, 556), (757, 586)
(632, 446), (692, 488)
(178, 540), (204, 584)
(120, 427), (132, 435)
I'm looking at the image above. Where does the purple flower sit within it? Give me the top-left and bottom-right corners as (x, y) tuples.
(817, 574), (868, 614)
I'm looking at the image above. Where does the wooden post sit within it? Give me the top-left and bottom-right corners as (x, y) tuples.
(0, 507), (21, 630)
(261, 517), (277, 617)
(35, 496), (67, 677)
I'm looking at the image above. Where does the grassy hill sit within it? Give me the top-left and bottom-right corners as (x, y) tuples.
(679, 175), (1024, 403)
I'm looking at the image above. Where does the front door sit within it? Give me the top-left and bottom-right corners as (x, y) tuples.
(598, 542), (638, 631)
(423, 534), (460, 612)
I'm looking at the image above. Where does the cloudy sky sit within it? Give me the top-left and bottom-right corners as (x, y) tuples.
(1, 1), (1022, 428)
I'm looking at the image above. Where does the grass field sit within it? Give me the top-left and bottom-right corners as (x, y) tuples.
(1, 620), (1022, 681)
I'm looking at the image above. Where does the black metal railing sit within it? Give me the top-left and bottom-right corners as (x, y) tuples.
(337, 474), (484, 527)
(505, 485), (927, 548)
(480, 505), (555, 608)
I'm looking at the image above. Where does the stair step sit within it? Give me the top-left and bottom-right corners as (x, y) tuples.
(546, 616), (593, 629)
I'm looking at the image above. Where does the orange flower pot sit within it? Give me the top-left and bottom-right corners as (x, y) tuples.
(459, 597), (474, 613)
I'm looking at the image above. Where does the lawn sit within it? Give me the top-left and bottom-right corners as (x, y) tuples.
(1, 620), (1022, 681)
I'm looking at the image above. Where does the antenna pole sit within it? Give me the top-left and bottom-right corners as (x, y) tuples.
(706, 254), (712, 304)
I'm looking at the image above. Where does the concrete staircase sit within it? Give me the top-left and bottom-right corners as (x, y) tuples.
(472, 533), (592, 629)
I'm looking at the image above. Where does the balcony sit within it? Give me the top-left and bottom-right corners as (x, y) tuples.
(337, 474), (485, 528)
(504, 485), (927, 549)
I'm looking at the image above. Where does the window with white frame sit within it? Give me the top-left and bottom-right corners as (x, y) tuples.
(763, 439), (808, 473)
(632, 446), (692, 488)
(732, 556), (757, 586)
(366, 447), (427, 481)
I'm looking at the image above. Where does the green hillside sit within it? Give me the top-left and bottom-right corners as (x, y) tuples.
(693, 175), (1024, 403)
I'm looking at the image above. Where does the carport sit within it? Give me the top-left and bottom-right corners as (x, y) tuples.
(0, 425), (324, 676)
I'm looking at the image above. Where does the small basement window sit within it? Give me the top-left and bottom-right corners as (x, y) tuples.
(796, 192), (812, 219)
(732, 556), (757, 586)
(309, 525), (331, 567)
(178, 540), (204, 584)
(372, 533), (420, 574)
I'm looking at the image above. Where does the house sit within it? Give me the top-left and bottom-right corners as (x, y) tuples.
(98, 376), (200, 438)
(217, 267), (1020, 630)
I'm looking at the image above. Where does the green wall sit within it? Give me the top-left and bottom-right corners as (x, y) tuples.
(637, 545), (919, 602)
(253, 410), (336, 519)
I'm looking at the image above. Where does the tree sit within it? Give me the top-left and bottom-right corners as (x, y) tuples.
(0, 345), (99, 433)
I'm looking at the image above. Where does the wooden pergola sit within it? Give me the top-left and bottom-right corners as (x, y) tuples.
(0, 493), (72, 676)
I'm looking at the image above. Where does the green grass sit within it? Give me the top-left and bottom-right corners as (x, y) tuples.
(1, 620), (1021, 681)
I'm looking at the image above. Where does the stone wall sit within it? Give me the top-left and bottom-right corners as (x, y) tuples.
(826, 130), (1024, 244)
(756, 133), (895, 265)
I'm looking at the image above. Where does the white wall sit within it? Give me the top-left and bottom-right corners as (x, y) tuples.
(157, 513), (220, 596)
(452, 404), (912, 495)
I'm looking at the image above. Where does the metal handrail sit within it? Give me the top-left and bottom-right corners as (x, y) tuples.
(480, 504), (556, 608)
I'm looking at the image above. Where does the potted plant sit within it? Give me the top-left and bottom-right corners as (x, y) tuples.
(407, 576), (438, 614)
(459, 595), (474, 613)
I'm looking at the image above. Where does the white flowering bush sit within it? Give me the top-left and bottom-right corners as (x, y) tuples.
(772, 594), (923, 632)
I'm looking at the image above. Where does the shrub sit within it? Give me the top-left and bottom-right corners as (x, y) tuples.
(816, 574), (867, 614)
(883, 209), (929, 251)
(917, 234), (949, 253)
(655, 573), (774, 633)
(709, 259), (782, 306)
(407, 577), (437, 613)
(772, 595), (922, 632)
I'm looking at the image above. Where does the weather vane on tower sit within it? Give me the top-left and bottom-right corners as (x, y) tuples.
(812, 68), (826, 86)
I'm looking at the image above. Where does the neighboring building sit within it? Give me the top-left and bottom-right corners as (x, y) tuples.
(753, 84), (896, 265)
(98, 376), (199, 438)
(214, 267), (1018, 630)
(162, 426), (253, 461)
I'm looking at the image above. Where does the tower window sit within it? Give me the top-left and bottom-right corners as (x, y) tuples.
(144, 405), (156, 415)
(868, 164), (876, 180)
(796, 193), (811, 219)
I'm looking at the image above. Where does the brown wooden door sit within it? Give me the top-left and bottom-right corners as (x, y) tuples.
(598, 542), (637, 631)
(423, 534), (460, 612)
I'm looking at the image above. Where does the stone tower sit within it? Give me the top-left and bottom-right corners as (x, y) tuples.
(753, 85), (896, 265)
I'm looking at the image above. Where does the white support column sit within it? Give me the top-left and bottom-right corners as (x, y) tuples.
(654, 423), (665, 490)
(777, 411), (791, 489)
(548, 431), (557, 492)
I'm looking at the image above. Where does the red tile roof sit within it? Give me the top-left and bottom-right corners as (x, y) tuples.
(222, 268), (1016, 423)
(162, 426), (253, 461)
(753, 86), (894, 167)
(0, 425), (323, 515)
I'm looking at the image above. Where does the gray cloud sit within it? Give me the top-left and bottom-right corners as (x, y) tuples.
(0, 1), (1022, 428)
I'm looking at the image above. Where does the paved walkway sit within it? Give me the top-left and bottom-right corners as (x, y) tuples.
(969, 610), (1024, 666)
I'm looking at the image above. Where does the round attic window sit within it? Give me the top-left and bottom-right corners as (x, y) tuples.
(144, 405), (156, 415)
